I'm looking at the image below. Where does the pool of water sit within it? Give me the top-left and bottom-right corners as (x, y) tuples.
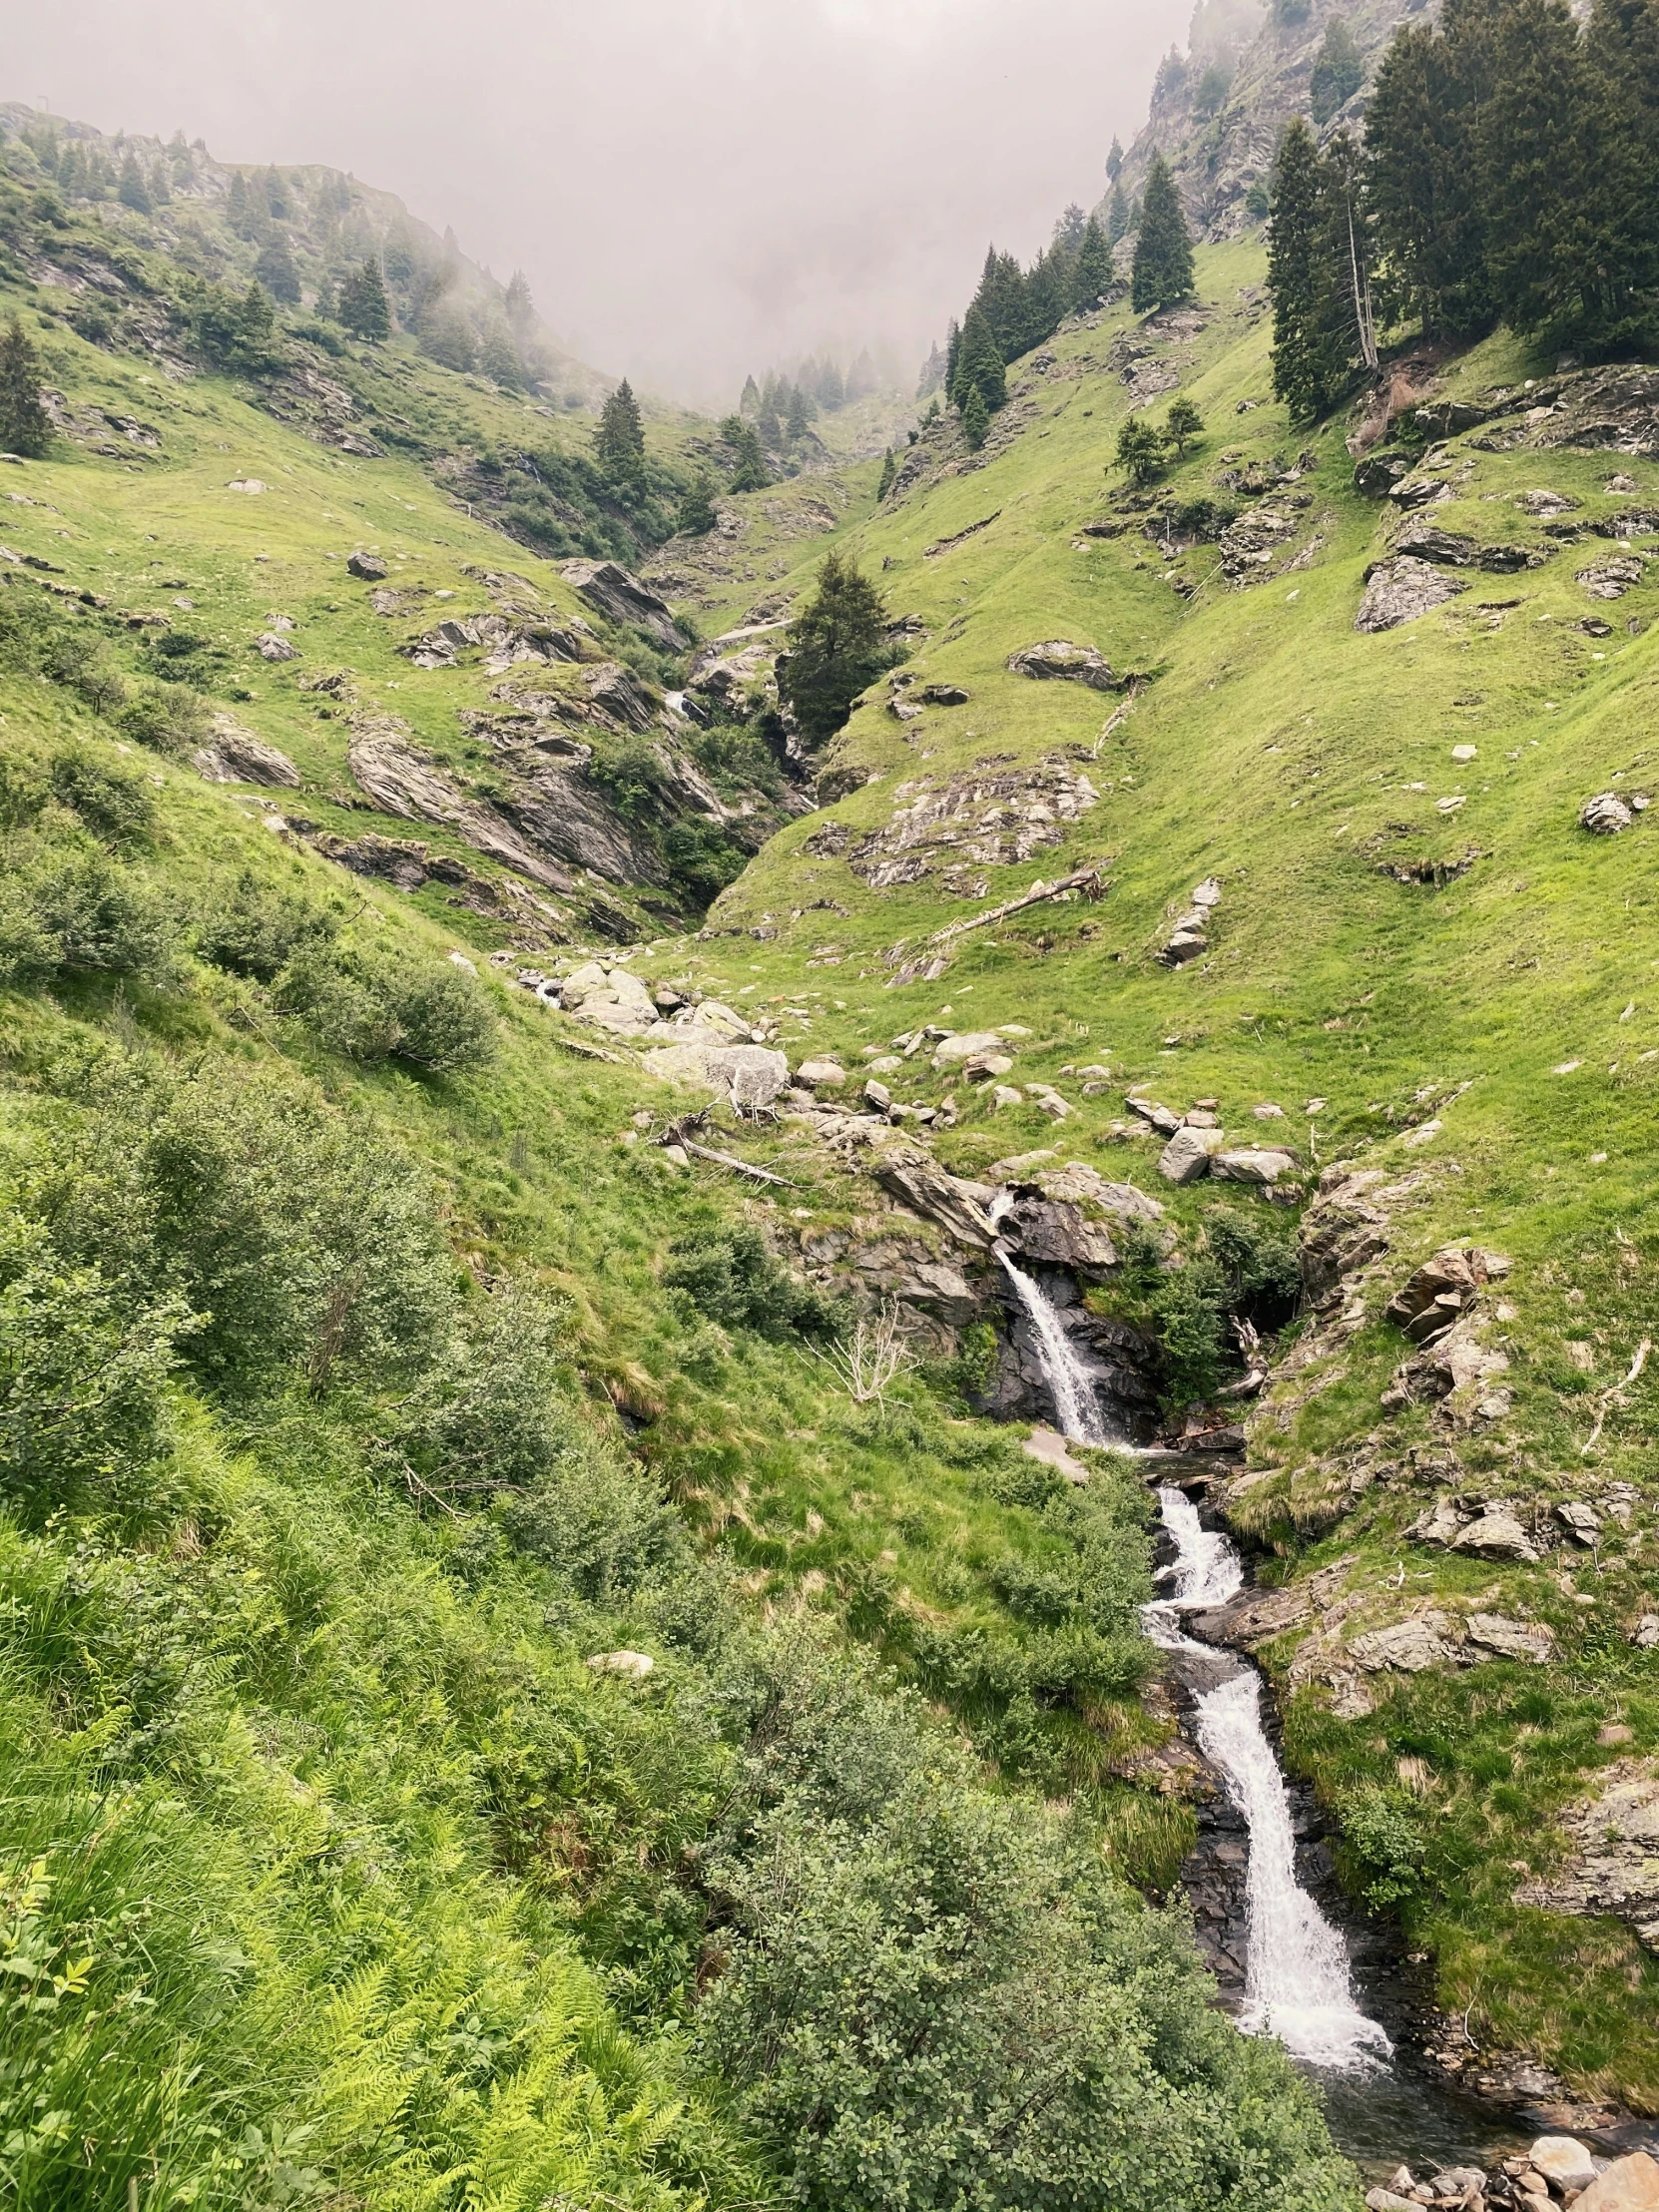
(1308, 2059), (1527, 2180)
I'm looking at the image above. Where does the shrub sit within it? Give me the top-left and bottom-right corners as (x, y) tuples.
(0, 844), (178, 984)
(664, 1225), (843, 1341)
(500, 1436), (686, 1602)
(116, 681), (212, 757)
(276, 944), (496, 1071)
(46, 744), (157, 850)
(1338, 1783), (1428, 1909)
(0, 1216), (189, 1518)
(388, 1281), (570, 1502)
(193, 867), (339, 982)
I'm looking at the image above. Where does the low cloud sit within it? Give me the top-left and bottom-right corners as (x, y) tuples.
(10, 0), (1183, 405)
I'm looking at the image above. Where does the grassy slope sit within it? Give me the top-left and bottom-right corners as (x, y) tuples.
(685, 242), (1659, 2104)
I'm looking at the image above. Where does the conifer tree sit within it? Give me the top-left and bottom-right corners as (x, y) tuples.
(720, 415), (769, 492)
(1583, 0), (1659, 346)
(149, 161), (171, 208)
(961, 383), (990, 450)
(596, 378), (647, 484)
(504, 271), (534, 333)
(1366, 2), (1498, 337)
(118, 154), (151, 214)
(264, 165), (289, 219)
(777, 551), (887, 746)
(0, 316), (52, 458)
(1106, 136), (1125, 182)
(1052, 204), (1087, 261)
(816, 358), (844, 409)
(256, 234), (301, 305)
(951, 304), (1006, 413)
(227, 171), (252, 237)
(943, 318), (961, 395)
(1107, 182), (1130, 247)
(785, 384), (811, 442)
(1267, 118), (1344, 421)
(1115, 413), (1165, 485)
(1163, 395), (1205, 456)
(875, 448), (897, 499)
(1132, 157), (1195, 312)
(739, 373), (761, 415)
(1475, 0), (1604, 341)
(676, 472), (719, 535)
(1072, 218), (1113, 309)
(338, 259), (391, 340)
(1310, 18), (1365, 123)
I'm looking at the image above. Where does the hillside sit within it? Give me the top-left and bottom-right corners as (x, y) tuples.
(1, 54), (1658, 2212)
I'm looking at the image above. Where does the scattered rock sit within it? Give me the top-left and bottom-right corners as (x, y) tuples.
(796, 1058), (847, 1090)
(1578, 555), (1646, 600)
(1212, 1148), (1297, 1186)
(193, 713), (300, 789)
(1517, 489), (1580, 516)
(1349, 1615), (1458, 1673)
(1024, 1425), (1090, 1484)
(1451, 1509), (1540, 1563)
(346, 549), (388, 580)
(1356, 557), (1470, 633)
(920, 683), (971, 706)
(1006, 639), (1120, 690)
(560, 960), (662, 1035)
(1465, 1613), (1554, 1663)
(846, 757), (1098, 892)
(932, 1030), (1012, 1070)
(1574, 2154), (1659, 2212)
(1582, 791), (1636, 834)
(645, 1037), (790, 1114)
(560, 558), (691, 649)
(256, 631), (300, 663)
(586, 1650), (654, 1679)
(1159, 1126), (1224, 1184)
(1126, 1094), (1182, 1136)
(1557, 1500), (1603, 1544)
(1530, 2140), (1599, 2193)
(1384, 1246), (1509, 1344)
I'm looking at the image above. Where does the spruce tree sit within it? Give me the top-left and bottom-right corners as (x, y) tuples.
(816, 358), (844, 409)
(504, 270), (534, 333)
(1476, 0), (1604, 342)
(720, 415), (769, 492)
(338, 259), (391, 340)
(255, 234), (301, 305)
(1310, 18), (1365, 123)
(757, 397), (784, 450)
(118, 154), (151, 214)
(676, 472), (718, 535)
(1072, 218), (1113, 309)
(1164, 395), (1204, 456)
(596, 378), (647, 484)
(875, 448), (897, 500)
(1268, 119), (1342, 421)
(952, 304), (1006, 413)
(739, 373), (761, 415)
(1366, 1), (1499, 337)
(0, 316), (52, 458)
(962, 384), (990, 450)
(1107, 183), (1130, 247)
(777, 551), (887, 747)
(1583, 0), (1659, 347)
(1132, 158), (1195, 312)
(785, 384), (811, 442)
(1115, 414), (1165, 486)
(1106, 136), (1125, 183)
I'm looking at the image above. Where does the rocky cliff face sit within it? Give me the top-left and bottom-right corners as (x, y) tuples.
(1110, 0), (1425, 241)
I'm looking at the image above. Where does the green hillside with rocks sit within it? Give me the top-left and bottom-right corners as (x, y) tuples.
(0, 29), (1658, 2212)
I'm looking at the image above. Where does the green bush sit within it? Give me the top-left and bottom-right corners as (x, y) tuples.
(0, 1217), (189, 1519)
(1338, 1783), (1428, 1910)
(116, 680), (212, 757)
(46, 744), (157, 849)
(664, 1225), (843, 1341)
(276, 943), (496, 1071)
(193, 866), (339, 981)
(0, 843), (178, 984)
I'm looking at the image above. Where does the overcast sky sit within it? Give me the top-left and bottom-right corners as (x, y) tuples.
(9, 0), (1185, 407)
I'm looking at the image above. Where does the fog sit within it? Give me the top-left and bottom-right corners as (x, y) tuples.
(9, 0), (1185, 407)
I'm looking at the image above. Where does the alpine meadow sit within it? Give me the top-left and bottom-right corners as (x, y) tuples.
(0, 0), (1658, 2204)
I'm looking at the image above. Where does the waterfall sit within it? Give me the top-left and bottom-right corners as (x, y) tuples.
(1144, 1485), (1391, 2073)
(996, 1249), (1111, 1445)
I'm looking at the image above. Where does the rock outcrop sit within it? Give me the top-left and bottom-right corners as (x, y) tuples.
(1006, 640), (1120, 690)
(840, 758), (1099, 896)
(1515, 1760), (1659, 1951)
(1355, 557), (1470, 633)
(560, 559), (691, 650)
(193, 714), (300, 789)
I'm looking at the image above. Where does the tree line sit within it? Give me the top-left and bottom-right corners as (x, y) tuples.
(1269, 0), (1659, 421)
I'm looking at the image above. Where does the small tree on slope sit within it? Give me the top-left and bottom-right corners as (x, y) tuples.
(778, 551), (888, 748)
(1132, 156), (1196, 313)
(0, 318), (52, 458)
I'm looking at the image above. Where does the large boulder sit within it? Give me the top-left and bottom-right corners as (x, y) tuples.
(643, 1038), (789, 1112)
(1466, 1613), (1554, 1663)
(560, 961), (663, 1036)
(1212, 1147), (1297, 1186)
(1006, 640), (1119, 690)
(1384, 1244), (1508, 1343)
(1159, 1127), (1223, 1184)
(872, 1144), (1000, 1250)
(1349, 1615), (1458, 1673)
(932, 1030), (1013, 1069)
(1573, 2154), (1659, 2212)
(561, 559), (690, 649)
(1355, 557), (1470, 633)
(346, 549), (388, 580)
(1582, 791), (1636, 834)
(996, 1189), (1119, 1274)
(1451, 1508), (1539, 1562)
(193, 713), (300, 788)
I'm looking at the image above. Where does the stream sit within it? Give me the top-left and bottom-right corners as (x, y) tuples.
(1002, 1251), (1528, 2175)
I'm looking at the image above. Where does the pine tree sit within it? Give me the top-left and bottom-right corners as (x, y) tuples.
(264, 165), (288, 220)
(1267, 118), (1342, 421)
(943, 318), (962, 396)
(1310, 18), (1365, 123)
(504, 270), (534, 333)
(1583, 0), (1659, 347)
(1163, 395), (1205, 455)
(1132, 157), (1195, 312)
(1072, 218), (1113, 309)
(1475, 0), (1604, 342)
(1107, 182), (1130, 247)
(739, 373), (761, 415)
(951, 304), (1006, 413)
(785, 384), (811, 442)
(816, 358), (844, 409)
(118, 154), (151, 214)
(596, 378), (647, 484)
(961, 383), (991, 450)
(720, 415), (769, 492)
(256, 233), (301, 305)
(149, 161), (171, 208)
(875, 448), (897, 500)
(676, 472), (718, 535)
(757, 397), (784, 450)
(0, 316), (52, 458)
(1115, 414), (1165, 485)
(777, 551), (887, 747)
(1052, 204), (1087, 261)
(1107, 137), (1125, 182)
(227, 172), (252, 237)
(846, 347), (877, 400)
(338, 259), (391, 341)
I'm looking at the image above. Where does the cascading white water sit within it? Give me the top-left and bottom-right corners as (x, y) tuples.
(1144, 1484), (1391, 2073)
(996, 1248), (1110, 1445)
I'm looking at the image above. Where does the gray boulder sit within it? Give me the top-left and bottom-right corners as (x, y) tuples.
(1006, 639), (1119, 690)
(561, 559), (690, 649)
(193, 713), (300, 789)
(347, 549), (388, 580)
(1213, 1148), (1296, 1186)
(1451, 1509), (1539, 1562)
(1356, 557), (1470, 633)
(1158, 1127), (1221, 1184)
(1582, 791), (1635, 834)
(1384, 1244), (1508, 1343)
(1466, 1613), (1554, 1663)
(1349, 1615), (1456, 1672)
(1578, 555), (1645, 600)
(1353, 453), (1410, 499)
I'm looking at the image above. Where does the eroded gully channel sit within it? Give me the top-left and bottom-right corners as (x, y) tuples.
(1000, 1250), (1526, 2176)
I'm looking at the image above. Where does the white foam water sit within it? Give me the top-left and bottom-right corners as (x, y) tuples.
(1144, 1483), (1391, 2073)
(996, 1249), (1110, 1444)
